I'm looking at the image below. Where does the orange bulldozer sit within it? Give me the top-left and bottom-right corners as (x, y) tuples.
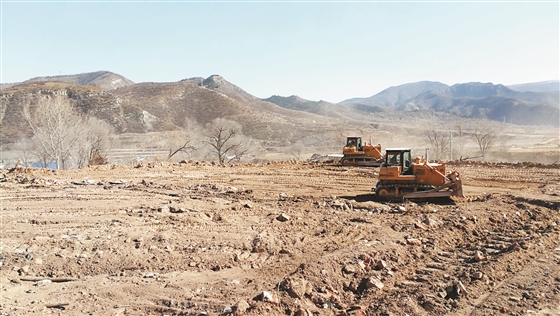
(374, 148), (464, 200)
(341, 137), (384, 167)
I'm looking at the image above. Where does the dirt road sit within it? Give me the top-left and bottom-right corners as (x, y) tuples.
(1, 161), (559, 315)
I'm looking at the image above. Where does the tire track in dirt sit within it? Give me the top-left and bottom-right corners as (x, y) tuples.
(372, 193), (560, 315)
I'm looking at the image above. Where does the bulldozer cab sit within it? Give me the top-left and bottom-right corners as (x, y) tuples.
(346, 137), (362, 151)
(385, 149), (412, 174)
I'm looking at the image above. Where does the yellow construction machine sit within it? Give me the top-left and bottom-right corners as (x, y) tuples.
(341, 137), (384, 167)
(374, 148), (464, 200)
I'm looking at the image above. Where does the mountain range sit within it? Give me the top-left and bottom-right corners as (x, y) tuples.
(338, 81), (559, 126)
(1, 71), (558, 147)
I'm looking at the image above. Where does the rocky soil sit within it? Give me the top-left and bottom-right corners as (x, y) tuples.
(1, 161), (559, 315)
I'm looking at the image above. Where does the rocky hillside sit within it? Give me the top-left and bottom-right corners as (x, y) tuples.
(1, 82), (121, 143)
(0, 75), (347, 146)
(6, 71), (135, 91)
(111, 77), (340, 142)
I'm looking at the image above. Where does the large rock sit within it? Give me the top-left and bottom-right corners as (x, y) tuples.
(350, 201), (392, 212)
(365, 276), (384, 290)
(280, 277), (311, 299)
(234, 300), (250, 314)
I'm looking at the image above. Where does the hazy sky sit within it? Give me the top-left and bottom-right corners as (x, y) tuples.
(1, 1), (558, 103)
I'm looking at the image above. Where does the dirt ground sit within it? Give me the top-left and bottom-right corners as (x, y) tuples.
(1, 161), (559, 316)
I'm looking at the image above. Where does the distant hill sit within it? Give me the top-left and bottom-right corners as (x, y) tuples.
(397, 83), (559, 126)
(338, 81), (559, 127)
(339, 81), (449, 108)
(19, 71), (135, 91)
(264, 95), (388, 122)
(403, 93), (557, 126)
(264, 95), (351, 118)
(507, 80), (559, 93)
(445, 82), (558, 105)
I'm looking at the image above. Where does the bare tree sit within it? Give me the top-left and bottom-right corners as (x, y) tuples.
(168, 136), (194, 160)
(424, 130), (450, 161)
(166, 119), (201, 160)
(25, 96), (82, 169)
(73, 117), (114, 168)
(204, 118), (243, 164)
(12, 137), (35, 167)
(25, 96), (114, 169)
(472, 123), (497, 159)
(35, 145), (53, 169)
(228, 137), (251, 163)
(453, 122), (466, 160)
(290, 143), (306, 161)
